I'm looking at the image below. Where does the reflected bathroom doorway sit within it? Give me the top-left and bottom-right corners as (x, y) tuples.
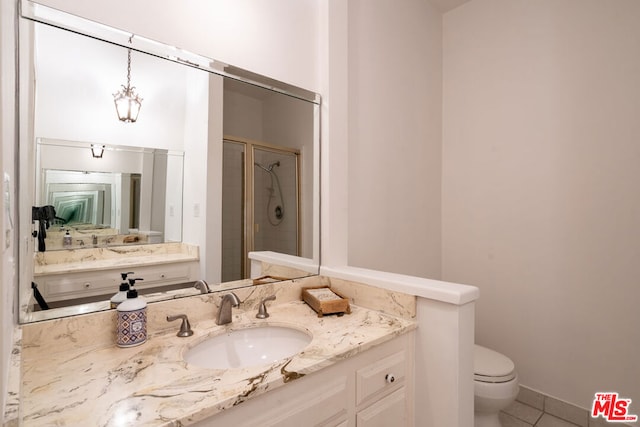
(222, 138), (300, 281)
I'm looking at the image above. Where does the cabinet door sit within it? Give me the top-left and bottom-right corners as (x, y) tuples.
(356, 387), (407, 427)
(193, 375), (350, 427)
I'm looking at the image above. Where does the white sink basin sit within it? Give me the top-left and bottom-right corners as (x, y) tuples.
(184, 326), (312, 369)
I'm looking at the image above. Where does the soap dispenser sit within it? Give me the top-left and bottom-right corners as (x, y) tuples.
(63, 230), (72, 247)
(110, 272), (134, 309)
(116, 278), (147, 347)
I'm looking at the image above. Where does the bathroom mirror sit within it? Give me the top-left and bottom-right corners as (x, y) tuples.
(18, 2), (320, 323)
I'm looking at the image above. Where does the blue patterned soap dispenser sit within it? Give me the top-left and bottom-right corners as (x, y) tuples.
(116, 278), (147, 347)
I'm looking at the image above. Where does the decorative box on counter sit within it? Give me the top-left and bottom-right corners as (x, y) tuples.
(302, 286), (351, 317)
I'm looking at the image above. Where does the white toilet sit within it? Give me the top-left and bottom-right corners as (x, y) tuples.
(474, 344), (519, 427)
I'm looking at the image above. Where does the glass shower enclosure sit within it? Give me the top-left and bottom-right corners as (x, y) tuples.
(222, 138), (300, 282)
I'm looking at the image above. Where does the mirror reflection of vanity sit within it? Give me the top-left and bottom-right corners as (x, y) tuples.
(36, 139), (185, 249)
(19, 1), (320, 322)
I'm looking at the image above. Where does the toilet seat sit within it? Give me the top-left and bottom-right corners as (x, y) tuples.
(474, 344), (516, 383)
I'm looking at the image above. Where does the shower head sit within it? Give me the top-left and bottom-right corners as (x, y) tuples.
(268, 161), (280, 170)
(255, 161), (280, 172)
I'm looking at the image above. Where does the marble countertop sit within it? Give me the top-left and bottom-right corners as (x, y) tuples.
(33, 243), (199, 276)
(20, 301), (416, 426)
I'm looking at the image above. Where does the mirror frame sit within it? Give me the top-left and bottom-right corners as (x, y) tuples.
(18, 0), (322, 323)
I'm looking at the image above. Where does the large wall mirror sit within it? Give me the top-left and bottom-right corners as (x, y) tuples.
(18, 1), (320, 323)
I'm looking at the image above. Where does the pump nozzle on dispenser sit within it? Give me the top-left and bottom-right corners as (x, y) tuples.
(126, 278), (144, 298)
(110, 272), (136, 309)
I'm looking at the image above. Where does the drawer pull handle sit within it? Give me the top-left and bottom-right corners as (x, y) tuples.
(385, 374), (395, 384)
(84, 282), (91, 289)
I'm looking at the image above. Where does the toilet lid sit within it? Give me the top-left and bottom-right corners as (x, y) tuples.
(474, 344), (516, 383)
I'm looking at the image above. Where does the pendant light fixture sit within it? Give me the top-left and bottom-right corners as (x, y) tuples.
(90, 144), (105, 158)
(113, 35), (142, 122)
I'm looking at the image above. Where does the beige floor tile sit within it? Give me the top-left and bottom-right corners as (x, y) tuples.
(499, 412), (533, 427)
(544, 397), (588, 427)
(536, 414), (581, 427)
(503, 400), (543, 425)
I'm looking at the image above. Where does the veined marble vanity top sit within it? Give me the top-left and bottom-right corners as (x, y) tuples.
(43, 228), (152, 251)
(19, 296), (416, 426)
(33, 242), (199, 275)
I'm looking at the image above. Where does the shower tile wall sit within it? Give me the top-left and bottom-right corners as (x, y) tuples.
(253, 149), (298, 257)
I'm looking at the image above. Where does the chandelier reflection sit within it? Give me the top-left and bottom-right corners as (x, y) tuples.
(113, 37), (142, 123)
(90, 144), (105, 158)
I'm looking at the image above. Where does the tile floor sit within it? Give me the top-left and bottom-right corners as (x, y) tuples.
(499, 386), (634, 427)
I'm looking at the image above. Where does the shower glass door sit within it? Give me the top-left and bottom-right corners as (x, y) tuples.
(221, 140), (246, 282)
(221, 139), (300, 281)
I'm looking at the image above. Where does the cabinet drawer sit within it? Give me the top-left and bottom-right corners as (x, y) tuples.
(38, 261), (197, 302)
(356, 351), (406, 406)
(42, 275), (117, 300)
(133, 263), (193, 286)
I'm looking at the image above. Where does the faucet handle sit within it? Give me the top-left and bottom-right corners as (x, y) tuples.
(167, 314), (194, 337)
(256, 295), (276, 319)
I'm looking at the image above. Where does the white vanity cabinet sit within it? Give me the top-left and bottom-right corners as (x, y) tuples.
(355, 350), (411, 426)
(192, 331), (415, 427)
(36, 261), (199, 303)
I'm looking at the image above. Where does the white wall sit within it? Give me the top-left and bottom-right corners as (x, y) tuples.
(442, 0), (640, 415)
(181, 69), (214, 281)
(347, 0), (443, 279)
(0, 0), (17, 417)
(30, 0), (320, 94)
(223, 87), (265, 141)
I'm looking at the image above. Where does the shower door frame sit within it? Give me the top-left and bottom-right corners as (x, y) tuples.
(223, 135), (301, 279)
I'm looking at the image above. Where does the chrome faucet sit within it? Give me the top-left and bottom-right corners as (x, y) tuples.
(216, 293), (240, 325)
(194, 279), (210, 294)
